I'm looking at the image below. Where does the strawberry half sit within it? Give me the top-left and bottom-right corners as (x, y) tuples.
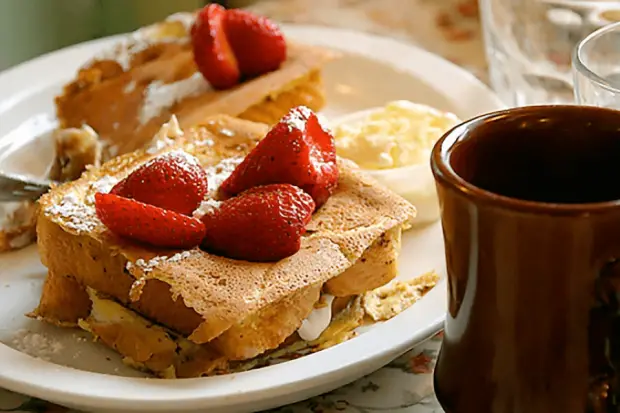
(95, 193), (206, 249)
(201, 184), (315, 262)
(110, 151), (208, 216)
(224, 8), (287, 78)
(191, 4), (240, 89)
(220, 106), (338, 208)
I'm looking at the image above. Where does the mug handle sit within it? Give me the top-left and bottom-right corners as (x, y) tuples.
(589, 259), (620, 412)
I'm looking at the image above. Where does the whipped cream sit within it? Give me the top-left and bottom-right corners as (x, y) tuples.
(140, 72), (210, 125)
(146, 115), (184, 154)
(298, 294), (335, 342)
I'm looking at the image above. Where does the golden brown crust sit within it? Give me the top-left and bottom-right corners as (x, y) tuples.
(36, 217), (203, 336)
(325, 227), (401, 296)
(29, 272), (91, 326)
(211, 284), (321, 360)
(237, 70), (326, 126)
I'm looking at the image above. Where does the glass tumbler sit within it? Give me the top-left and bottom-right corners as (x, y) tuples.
(573, 21), (620, 109)
(480, 0), (611, 106)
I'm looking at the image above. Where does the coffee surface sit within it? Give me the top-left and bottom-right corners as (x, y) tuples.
(449, 115), (620, 204)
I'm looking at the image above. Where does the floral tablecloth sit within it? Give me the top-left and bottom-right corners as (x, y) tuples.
(0, 0), (484, 411)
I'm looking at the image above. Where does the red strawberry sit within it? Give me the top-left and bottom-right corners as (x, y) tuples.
(201, 184), (315, 262)
(95, 193), (206, 249)
(224, 9), (286, 78)
(191, 4), (240, 89)
(111, 151), (208, 216)
(220, 106), (338, 208)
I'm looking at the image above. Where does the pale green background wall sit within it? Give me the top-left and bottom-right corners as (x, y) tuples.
(0, 0), (216, 71)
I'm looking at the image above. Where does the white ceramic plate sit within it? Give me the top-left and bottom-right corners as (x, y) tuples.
(0, 25), (503, 412)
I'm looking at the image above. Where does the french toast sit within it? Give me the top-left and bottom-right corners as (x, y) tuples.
(55, 11), (337, 158)
(36, 271), (439, 378)
(31, 114), (420, 376)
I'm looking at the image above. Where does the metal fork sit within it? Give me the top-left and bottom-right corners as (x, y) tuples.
(0, 172), (54, 202)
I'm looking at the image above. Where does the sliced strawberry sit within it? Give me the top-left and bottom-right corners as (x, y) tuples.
(201, 184), (315, 262)
(224, 9), (286, 78)
(95, 193), (205, 249)
(220, 106), (338, 208)
(111, 151), (208, 216)
(191, 4), (240, 89)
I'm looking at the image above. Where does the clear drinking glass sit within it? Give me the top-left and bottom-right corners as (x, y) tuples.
(480, 0), (619, 106)
(573, 21), (620, 109)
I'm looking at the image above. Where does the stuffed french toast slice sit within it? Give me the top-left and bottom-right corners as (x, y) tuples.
(33, 112), (419, 377)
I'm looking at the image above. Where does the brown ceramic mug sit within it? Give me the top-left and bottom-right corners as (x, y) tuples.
(431, 105), (620, 413)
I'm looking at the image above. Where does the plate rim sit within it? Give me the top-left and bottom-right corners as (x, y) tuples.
(0, 24), (501, 410)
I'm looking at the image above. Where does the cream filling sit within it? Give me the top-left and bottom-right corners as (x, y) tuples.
(297, 294), (335, 342)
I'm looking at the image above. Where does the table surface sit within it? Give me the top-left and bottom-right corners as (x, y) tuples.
(0, 0), (485, 411)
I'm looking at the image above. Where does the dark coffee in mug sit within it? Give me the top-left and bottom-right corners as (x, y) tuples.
(449, 113), (620, 204)
(431, 105), (620, 413)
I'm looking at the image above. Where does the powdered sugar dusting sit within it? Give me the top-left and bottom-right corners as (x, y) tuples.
(92, 35), (168, 72)
(165, 11), (196, 31)
(194, 137), (215, 147)
(86, 175), (119, 203)
(126, 250), (192, 273)
(284, 106), (331, 134)
(166, 150), (199, 166)
(284, 107), (310, 132)
(137, 150), (200, 177)
(12, 329), (65, 361)
(316, 113), (332, 133)
(168, 250), (192, 262)
(92, 37), (142, 71)
(204, 156), (244, 196)
(45, 193), (100, 233)
(193, 199), (222, 218)
(139, 72), (210, 125)
(89, 13), (193, 71)
(91, 176), (118, 193)
(146, 137), (174, 155)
